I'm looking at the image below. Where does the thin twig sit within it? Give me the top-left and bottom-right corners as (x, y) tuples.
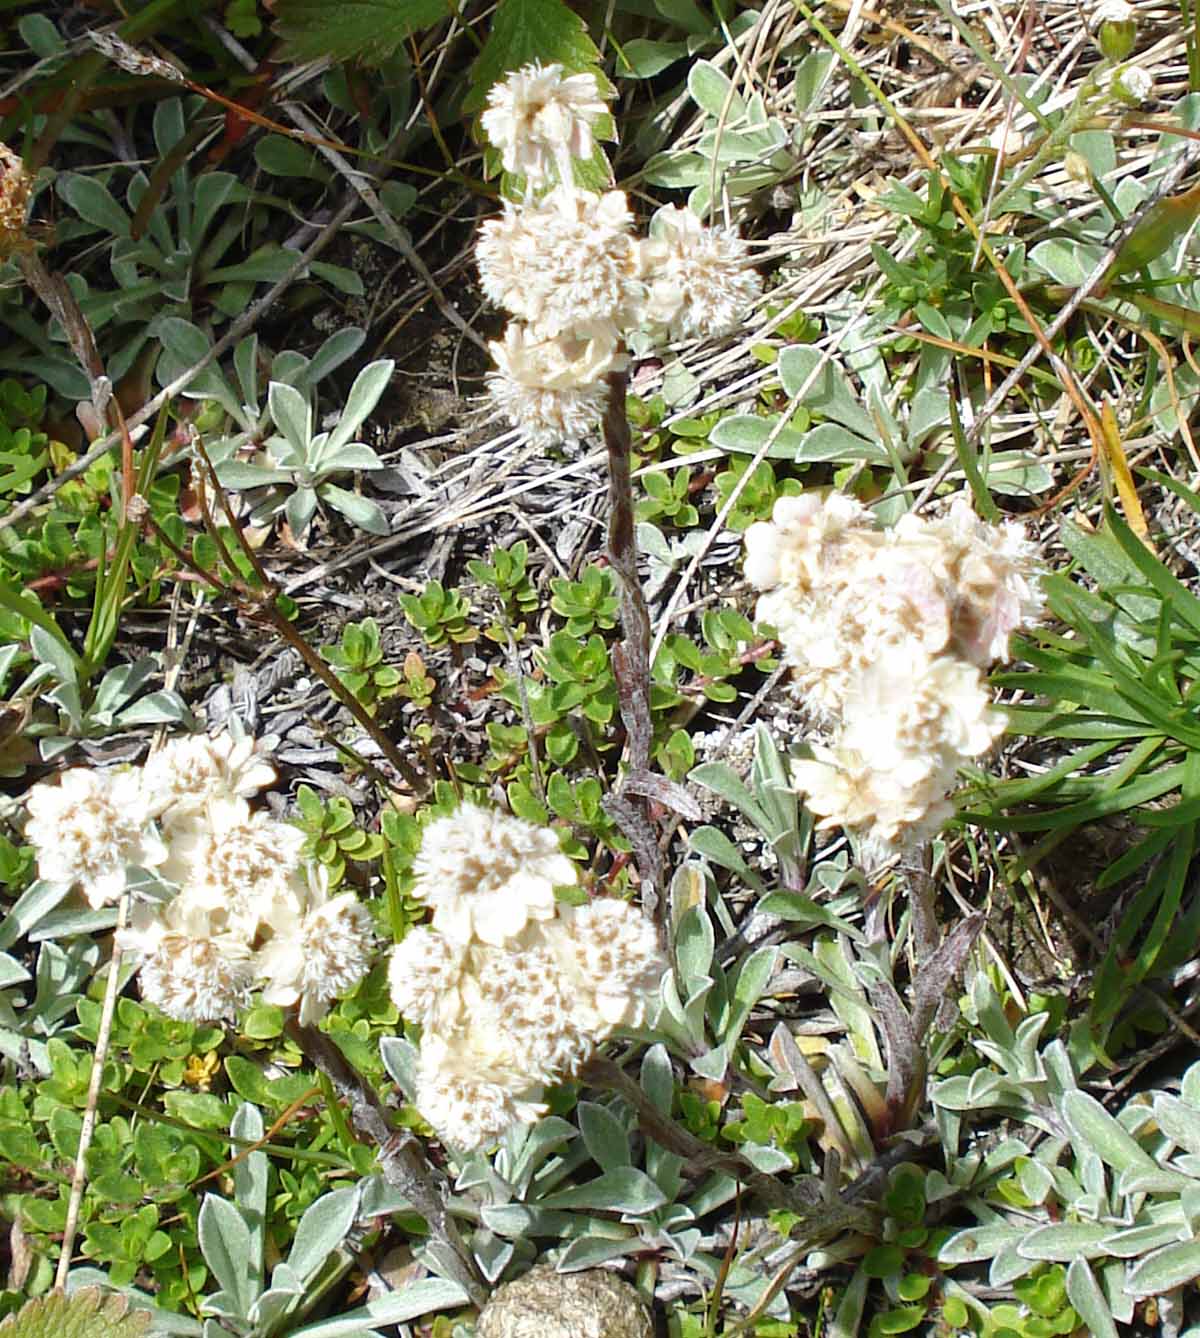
(287, 1021), (487, 1308)
(54, 895), (128, 1291)
(280, 100), (488, 355)
(190, 445), (430, 797)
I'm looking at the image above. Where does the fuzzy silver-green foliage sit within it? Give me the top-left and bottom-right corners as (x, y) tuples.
(936, 985), (1200, 1331)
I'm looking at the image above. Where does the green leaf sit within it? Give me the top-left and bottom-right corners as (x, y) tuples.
(777, 346), (877, 441)
(1018, 1222), (1120, 1261)
(319, 484), (390, 535)
(254, 135), (328, 180)
(1029, 239), (1106, 287)
(792, 50), (836, 112)
(1060, 1090), (1158, 1174)
(163, 1091), (230, 1128)
(1152, 1091), (1200, 1155)
(466, 0), (603, 115)
(1106, 181), (1200, 284)
(57, 175), (131, 238)
(578, 1101), (631, 1172)
(290, 1279), (468, 1335)
(640, 1044), (674, 1116)
(30, 622), (78, 684)
(287, 1186), (359, 1284)
(209, 248), (301, 285)
(616, 38), (685, 78)
(0, 1288), (151, 1338)
(197, 1194), (255, 1316)
(724, 946), (777, 1050)
(674, 905), (714, 984)
(537, 1167), (667, 1214)
(1125, 1239), (1200, 1296)
(688, 825), (764, 892)
(863, 1244), (906, 1278)
(758, 891), (858, 937)
(938, 1224), (1030, 1264)
(688, 762), (770, 832)
(1064, 1257), (1118, 1332)
(274, 0), (453, 65)
(310, 261), (364, 296)
(688, 60), (745, 121)
(869, 1305), (927, 1335)
(325, 358), (395, 453)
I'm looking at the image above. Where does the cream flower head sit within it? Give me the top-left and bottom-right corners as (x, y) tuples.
(24, 767), (166, 908)
(897, 498), (1043, 666)
(119, 894), (255, 1022)
(743, 492), (874, 596)
(745, 492), (1040, 864)
(480, 62), (609, 187)
(141, 731), (276, 824)
(388, 925), (465, 1025)
(840, 649), (1004, 771)
(477, 189), (640, 337)
(455, 938), (595, 1080)
(256, 864), (376, 1026)
(159, 795), (305, 922)
(393, 808), (664, 1150)
(545, 900), (664, 1031)
(411, 801), (576, 946)
(416, 1034), (547, 1151)
(791, 741), (956, 864)
(635, 205), (763, 342)
(487, 322), (620, 447)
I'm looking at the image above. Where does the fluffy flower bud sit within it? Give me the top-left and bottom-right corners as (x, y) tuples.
(634, 205), (763, 342)
(487, 323), (620, 447)
(545, 901), (664, 1031)
(24, 768), (165, 908)
(141, 731), (277, 823)
(481, 63), (609, 187)
(1093, 0), (1137, 61)
(410, 801), (577, 947)
(415, 1035), (547, 1151)
(119, 895), (255, 1022)
(1109, 63), (1153, 104)
(158, 795), (305, 924)
(256, 865), (375, 1025)
(745, 493), (1041, 863)
(477, 189), (639, 337)
(388, 926), (465, 1025)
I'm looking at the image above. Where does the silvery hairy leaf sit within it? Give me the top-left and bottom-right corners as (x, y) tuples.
(197, 1194), (256, 1320)
(286, 1184), (360, 1286)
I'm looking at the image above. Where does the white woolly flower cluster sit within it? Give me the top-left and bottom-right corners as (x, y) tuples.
(388, 802), (664, 1151)
(22, 733), (373, 1025)
(481, 61), (609, 188)
(477, 64), (761, 447)
(744, 494), (1043, 863)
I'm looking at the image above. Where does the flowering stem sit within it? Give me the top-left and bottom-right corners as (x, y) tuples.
(898, 842), (939, 972)
(601, 368), (663, 911)
(287, 1021), (488, 1307)
(584, 1056), (879, 1240)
